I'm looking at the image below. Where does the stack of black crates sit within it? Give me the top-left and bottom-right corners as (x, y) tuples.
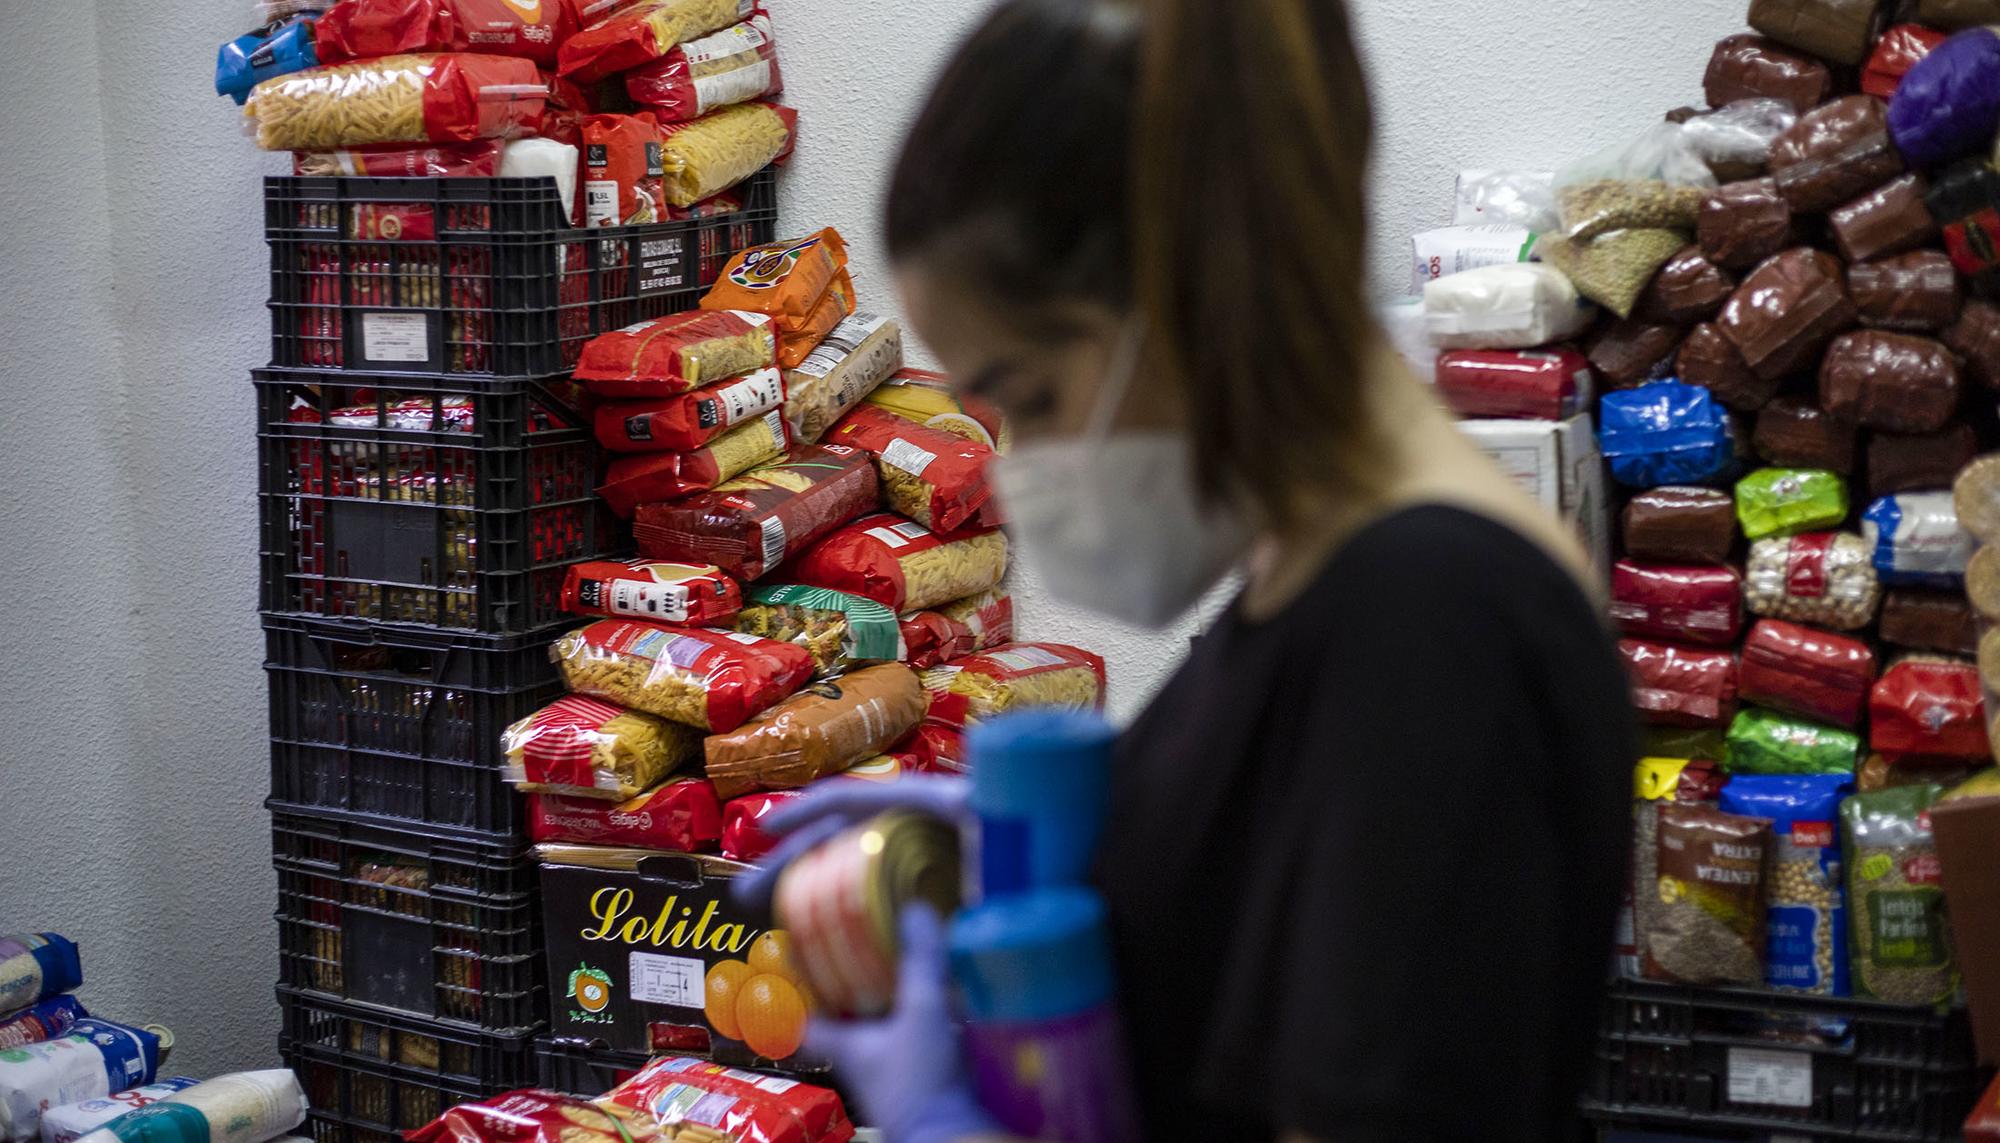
(257, 169), (779, 1143)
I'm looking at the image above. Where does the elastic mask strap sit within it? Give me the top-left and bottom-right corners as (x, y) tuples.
(1084, 318), (1149, 441)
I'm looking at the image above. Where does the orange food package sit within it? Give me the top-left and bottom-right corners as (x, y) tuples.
(574, 309), (778, 398)
(558, 0), (758, 85)
(580, 111), (664, 227)
(828, 405), (998, 532)
(778, 270), (856, 368)
(314, 0), (578, 67)
(596, 409), (790, 517)
(703, 228), (851, 320)
(595, 366), (786, 452)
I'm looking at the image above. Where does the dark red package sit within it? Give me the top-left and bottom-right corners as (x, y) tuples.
(314, 0), (577, 67)
(1704, 34), (1836, 113)
(1768, 95), (1888, 171)
(1680, 321), (1780, 411)
(826, 406), (1000, 533)
(1945, 299), (2000, 391)
(595, 367), (785, 452)
(560, 559), (743, 625)
(527, 779), (725, 851)
(409, 1092), (636, 1143)
(1719, 248), (1857, 384)
(1624, 486), (1739, 564)
(633, 444), (879, 581)
(900, 591), (1014, 670)
(1635, 245), (1737, 325)
(596, 410), (789, 518)
(1870, 656), (1989, 758)
(909, 722), (966, 774)
(291, 139), (505, 176)
(1754, 397), (1858, 472)
(1585, 323), (1680, 391)
(782, 513), (1010, 613)
(1829, 173), (1938, 263)
(1818, 330), (1962, 433)
(1610, 559), (1745, 647)
(602, 1056), (855, 1143)
(1433, 348), (1591, 419)
(1880, 589), (1980, 655)
(1739, 618), (1877, 727)
(1865, 24), (1949, 98)
(623, 12), (781, 122)
(580, 111), (663, 227)
(1700, 178), (1799, 271)
(1848, 250), (1962, 332)
(1620, 638), (1740, 727)
(1868, 423), (1979, 497)
(1774, 131), (1906, 214)
(538, 71), (591, 148)
(718, 789), (805, 862)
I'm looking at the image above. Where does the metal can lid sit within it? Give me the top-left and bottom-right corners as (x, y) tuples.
(857, 811), (962, 955)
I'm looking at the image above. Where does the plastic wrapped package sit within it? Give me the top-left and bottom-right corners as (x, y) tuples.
(1642, 804), (1772, 985)
(535, 72), (590, 150)
(783, 313), (903, 445)
(1880, 589), (1979, 655)
(600, 1057), (855, 1143)
(0, 937), (81, 1014)
(1641, 726), (1729, 762)
(632, 444), (880, 581)
(900, 591), (1014, 670)
(1887, 27), (2000, 169)
(1452, 169), (1558, 231)
(244, 53), (547, 150)
(1679, 322), (1779, 411)
(1754, 397), (1856, 472)
(703, 229), (851, 338)
(826, 407), (998, 533)
(1610, 559), (1745, 646)
(1726, 707), (1863, 775)
(552, 621), (816, 731)
(1828, 173), (1937, 263)
(1775, 130), (1907, 215)
(785, 513), (1008, 613)
(1407, 226), (1536, 295)
(1735, 467), (1849, 541)
(291, 139), (505, 176)
(1925, 161), (2000, 286)
(1597, 381), (1737, 488)
(596, 410), (789, 517)
(1704, 34), (1835, 113)
(1740, 618), (1877, 727)
(1767, 95), (1887, 172)
(0, 1021), (163, 1143)
(1917, 0), (2000, 26)
(1745, 531), (1883, 629)
(40, 1078), (199, 1143)
(1421, 263), (1596, 349)
(560, 561), (740, 628)
(1866, 423), (1976, 497)
(719, 789), (805, 861)
(1958, 455), (2000, 546)
(579, 112), (665, 227)
(774, 272), (857, 370)
(1584, 321), (1679, 391)
(501, 694), (701, 800)
(1681, 99), (1799, 179)
(557, 0), (756, 84)
(1554, 124), (1714, 241)
(1433, 349), (1591, 419)
(1535, 228), (1687, 319)
(78, 1070), (306, 1143)
(499, 138), (579, 222)
(594, 368), (784, 452)
(1620, 639), (1740, 727)
(1843, 785), (1955, 1005)
(1865, 24), (1948, 98)
(526, 778), (725, 851)
(312, 0), (573, 66)
(1871, 656), (1987, 758)
(921, 645), (1108, 729)
(623, 12), (780, 121)
(1625, 760), (1727, 978)
(734, 584), (905, 676)
(704, 663), (927, 798)
(1718, 774), (1853, 995)
(1818, 331), (1961, 433)
(1747, 0), (1883, 65)
(574, 310), (777, 398)
(1624, 486), (1737, 564)
(657, 101), (796, 207)
(1718, 248), (1857, 383)
(1848, 250), (1961, 332)
(1633, 244), (1735, 324)
(217, 18), (318, 106)
(1699, 178), (1798, 270)
(1863, 492), (1974, 587)
(865, 370), (1010, 452)
(0, 998), (86, 1052)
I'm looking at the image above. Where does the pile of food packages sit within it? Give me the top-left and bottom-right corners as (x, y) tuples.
(221, 0), (796, 224)
(0, 934), (310, 1143)
(1411, 1), (2000, 1010)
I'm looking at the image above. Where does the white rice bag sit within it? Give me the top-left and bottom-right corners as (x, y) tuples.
(40, 1080), (198, 1143)
(78, 1071), (306, 1143)
(1408, 225), (1537, 295)
(1423, 263), (1597, 350)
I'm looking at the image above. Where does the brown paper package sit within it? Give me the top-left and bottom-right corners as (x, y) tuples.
(1849, 250), (1963, 331)
(1943, 298), (2000, 390)
(1704, 34), (1837, 113)
(1719, 247), (1858, 382)
(1749, 0), (1886, 65)
(1774, 131), (1906, 213)
(1754, 396), (1859, 472)
(1587, 319), (1683, 389)
(1768, 95), (1889, 171)
(1818, 330), (1962, 432)
(1680, 321), (1782, 410)
(1879, 589), (1980, 656)
(1700, 178), (1801, 271)
(1635, 245), (1738, 325)
(1624, 487), (1740, 564)
(1829, 173), (1937, 262)
(1867, 422), (1979, 496)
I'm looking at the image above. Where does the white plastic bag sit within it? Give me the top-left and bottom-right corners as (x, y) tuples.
(1377, 298), (1437, 379)
(1682, 99), (1798, 169)
(75, 1070), (306, 1143)
(501, 139), (580, 225)
(1408, 225), (1536, 295)
(1422, 263), (1597, 350)
(1453, 170), (1558, 231)
(1556, 122), (1717, 240)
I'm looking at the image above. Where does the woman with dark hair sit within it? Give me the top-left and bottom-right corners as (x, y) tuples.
(747, 1), (1637, 1139)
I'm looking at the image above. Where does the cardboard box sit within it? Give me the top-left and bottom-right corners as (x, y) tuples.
(537, 845), (827, 1075)
(1934, 794), (2000, 1067)
(1457, 413), (1611, 572)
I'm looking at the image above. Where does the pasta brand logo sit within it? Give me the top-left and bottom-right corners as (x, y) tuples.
(728, 237), (819, 290)
(568, 963), (613, 1012)
(499, 0), (544, 19)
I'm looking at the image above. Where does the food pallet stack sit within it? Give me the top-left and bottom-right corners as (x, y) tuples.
(1415, 1), (2000, 1137)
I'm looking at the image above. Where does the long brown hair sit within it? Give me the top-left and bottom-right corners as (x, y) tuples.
(886, 0), (1384, 528)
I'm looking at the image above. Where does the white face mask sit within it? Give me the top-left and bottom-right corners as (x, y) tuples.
(990, 322), (1250, 629)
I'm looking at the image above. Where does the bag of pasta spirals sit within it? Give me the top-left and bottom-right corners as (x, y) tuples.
(921, 644), (1107, 730)
(657, 101), (797, 207)
(501, 694), (702, 800)
(827, 406), (998, 533)
(785, 512), (1008, 613)
(575, 310), (778, 399)
(553, 620), (815, 731)
(245, 53), (548, 151)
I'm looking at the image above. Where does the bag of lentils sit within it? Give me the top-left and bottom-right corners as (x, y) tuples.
(1643, 803), (1773, 985)
(1842, 785), (1956, 1005)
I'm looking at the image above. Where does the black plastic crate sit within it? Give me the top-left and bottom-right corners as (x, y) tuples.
(280, 986), (536, 1143)
(272, 810), (546, 1034)
(533, 1038), (655, 1098)
(266, 170), (777, 376)
(264, 616), (563, 840)
(258, 368), (621, 635)
(1583, 979), (1990, 1141)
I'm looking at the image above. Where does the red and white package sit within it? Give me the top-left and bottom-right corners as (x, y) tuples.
(1610, 559), (1745, 647)
(900, 591), (1013, 670)
(826, 406), (999, 533)
(561, 559), (743, 625)
(247, 53), (549, 150)
(596, 367), (786, 452)
(596, 410), (790, 518)
(1870, 656), (1988, 759)
(1738, 618), (1877, 728)
(576, 310), (778, 398)
(322, 395), (477, 430)
(314, 0), (578, 66)
(552, 620), (817, 732)
(785, 513), (1010, 613)
(408, 1092), (637, 1143)
(559, 0), (756, 85)
(909, 722), (966, 774)
(719, 789), (806, 862)
(1433, 348), (1592, 421)
(1863, 24), (1947, 100)
(921, 644), (1109, 731)
(634, 444), (880, 581)
(528, 778), (725, 851)
(1619, 639), (1740, 728)
(580, 112), (665, 227)
(602, 1056), (855, 1143)
(293, 139), (506, 176)
(624, 12), (781, 121)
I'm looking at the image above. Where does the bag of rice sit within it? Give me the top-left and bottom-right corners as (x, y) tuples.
(501, 694), (703, 800)
(553, 621), (814, 732)
(39, 1078), (198, 1143)
(633, 444), (879, 581)
(922, 644), (1107, 730)
(528, 778), (725, 852)
(0, 938), (81, 1015)
(734, 584), (904, 676)
(784, 314), (904, 445)
(596, 410), (789, 518)
(594, 368), (785, 452)
(575, 310), (778, 399)
(0, 1022), (164, 1143)
(901, 591), (1014, 670)
(827, 406), (998, 533)
(785, 513), (1008, 613)
(1843, 785), (1955, 1005)
(76, 1071), (306, 1143)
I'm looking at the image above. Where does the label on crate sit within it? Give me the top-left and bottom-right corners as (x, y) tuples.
(629, 951), (704, 1007)
(361, 312), (430, 363)
(1726, 1047), (1812, 1108)
(638, 235), (691, 297)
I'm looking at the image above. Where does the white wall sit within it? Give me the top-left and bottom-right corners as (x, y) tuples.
(0, 0), (1737, 1074)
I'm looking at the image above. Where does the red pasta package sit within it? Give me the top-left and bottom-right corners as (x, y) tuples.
(291, 139), (505, 176)
(552, 620), (816, 732)
(827, 406), (998, 532)
(910, 722), (967, 774)
(562, 559), (743, 625)
(900, 591), (1014, 670)
(596, 410), (790, 518)
(1610, 559), (1745, 647)
(575, 310), (778, 398)
(1619, 639), (1740, 728)
(785, 513), (1010, 613)
(1433, 348), (1592, 421)
(558, 0), (756, 85)
(921, 644), (1108, 730)
(633, 444), (879, 580)
(1738, 618), (1877, 728)
(596, 368), (785, 452)
(602, 1055), (855, 1143)
(537, 72), (591, 147)
(245, 53), (549, 150)
(528, 778), (725, 851)
(408, 1092), (641, 1143)
(865, 369), (1011, 451)
(1870, 656), (1988, 758)
(314, 0), (577, 67)
(719, 788), (805, 862)
(624, 11), (780, 121)
(1863, 24), (1948, 100)
(580, 112), (665, 227)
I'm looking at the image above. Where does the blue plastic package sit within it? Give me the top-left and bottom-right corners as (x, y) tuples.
(0, 996), (88, 1050)
(1862, 492), (1973, 588)
(215, 17), (317, 106)
(1597, 381), (1736, 488)
(1720, 773), (1853, 996)
(1888, 27), (2000, 169)
(0, 935), (80, 1014)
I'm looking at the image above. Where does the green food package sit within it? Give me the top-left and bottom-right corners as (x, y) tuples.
(1641, 724), (1728, 762)
(1725, 708), (1861, 775)
(1842, 785), (1955, 1005)
(1735, 468), (1849, 541)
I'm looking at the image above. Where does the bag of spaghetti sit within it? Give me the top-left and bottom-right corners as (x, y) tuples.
(314, 0), (577, 67)
(901, 591), (1013, 670)
(865, 368), (1010, 451)
(922, 644), (1108, 730)
(784, 313), (904, 444)
(734, 584), (905, 676)
(596, 409), (789, 518)
(501, 694), (703, 800)
(656, 101), (796, 208)
(553, 621), (815, 731)
(827, 406), (999, 533)
(559, 0), (756, 84)
(786, 512), (1008, 613)
(702, 228), (850, 357)
(624, 10), (780, 121)
(245, 53), (548, 151)
(561, 560), (742, 626)
(575, 310), (777, 399)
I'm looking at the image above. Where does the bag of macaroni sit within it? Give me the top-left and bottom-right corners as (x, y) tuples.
(826, 406), (998, 533)
(602, 1056), (854, 1143)
(782, 513), (1008, 613)
(552, 621), (815, 732)
(633, 445), (880, 582)
(901, 591), (1014, 670)
(596, 410), (790, 518)
(595, 369), (786, 453)
(921, 645), (1108, 731)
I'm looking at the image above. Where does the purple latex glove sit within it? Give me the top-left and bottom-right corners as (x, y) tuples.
(729, 775), (972, 911)
(805, 905), (1002, 1143)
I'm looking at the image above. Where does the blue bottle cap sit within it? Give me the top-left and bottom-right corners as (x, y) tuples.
(950, 888), (1116, 1023)
(966, 711), (1117, 898)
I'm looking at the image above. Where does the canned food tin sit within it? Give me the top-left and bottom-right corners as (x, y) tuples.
(773, 811), (960, 1018)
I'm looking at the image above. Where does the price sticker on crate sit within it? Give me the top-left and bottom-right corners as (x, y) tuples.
(1727, 1047), (1813, 1109)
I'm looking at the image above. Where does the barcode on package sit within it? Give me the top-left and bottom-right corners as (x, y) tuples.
(880, 438), (938, 477)
(759, 516), (787, 572)
(793, 313), (886, 378)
